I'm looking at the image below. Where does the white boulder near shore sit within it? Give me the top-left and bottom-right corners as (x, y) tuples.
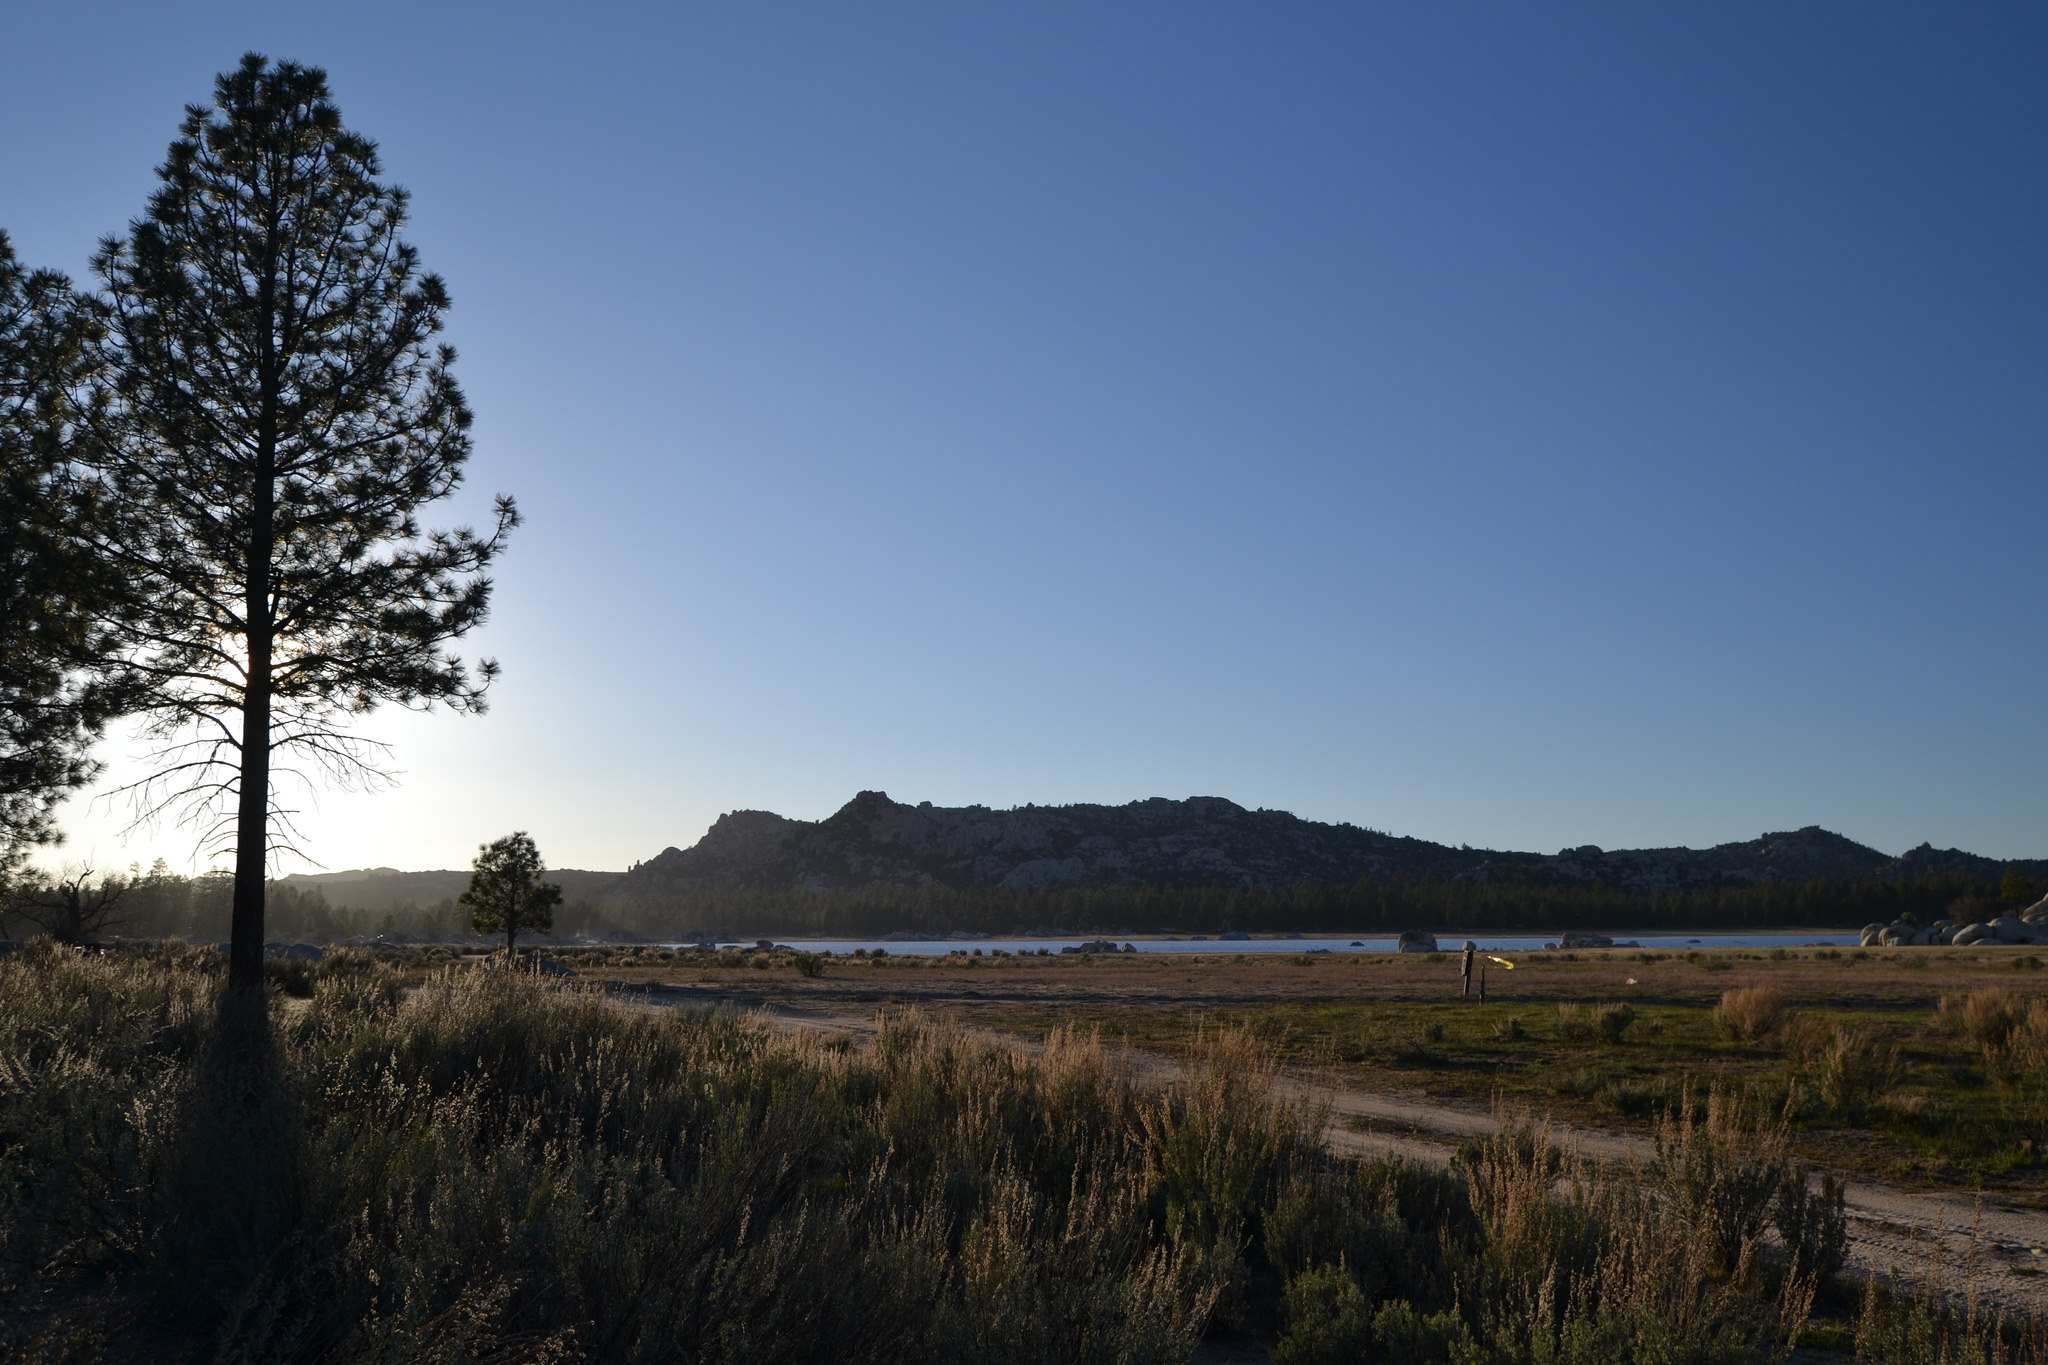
(1862, 894), (2048, 947)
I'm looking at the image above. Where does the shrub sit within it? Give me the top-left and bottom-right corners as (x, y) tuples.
(1272, 1263), (1372, 1365)
(1460, 1115), (1805, 1360)
(1714, 986), (1784, 1042)
(1796, 1021), (1905, 1119)
(1597, 1002), (1637, 1044)
(1363, 1300), (1475, 1365)
(1942, 989), (2048, 1079)
(1856, 1271), (2048, 1364)
(1268, 1112), (1816, 1365)
(1555, 1002), (1591, 1043)
(1774, 1166), (1848, 1281)
(1943, 987), (2027, 1051)
(0, 950), (1967, 1363)
(793, 951), (824, 978)
(1267, 1160), (1475, 1308)
(2004, 1007), (2048, 1076)
(1648, 1089), (1787, 1275)
(1138, 1027), (1324, 1329)
(1591, 1075), (1678, 1119)
(0, 954), (1242, 1362)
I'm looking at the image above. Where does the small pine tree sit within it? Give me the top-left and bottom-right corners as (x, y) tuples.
(460, 832), (561, 956)
(2003, 872), (2040, 909)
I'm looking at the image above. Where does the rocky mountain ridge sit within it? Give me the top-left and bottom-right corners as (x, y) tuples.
(614, 791), (2048, 899)
(279, 793), (2045, 911)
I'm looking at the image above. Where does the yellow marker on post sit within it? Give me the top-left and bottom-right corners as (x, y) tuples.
(1485, 956), (1516, 970)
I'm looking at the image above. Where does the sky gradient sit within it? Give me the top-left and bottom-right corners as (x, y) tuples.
(5, 4), (2044, 874)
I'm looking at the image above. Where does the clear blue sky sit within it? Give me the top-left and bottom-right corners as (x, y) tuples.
(6, 4), (2044, 873)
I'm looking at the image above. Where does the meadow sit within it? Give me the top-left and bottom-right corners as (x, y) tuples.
(9, 942), (2048, 1361)
(564, 942), (2048, 1199)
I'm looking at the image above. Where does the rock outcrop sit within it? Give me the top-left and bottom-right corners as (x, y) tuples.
(614, 792), (2048, 899)
(620, 791), (1475, 895)
(284, 794), (2048, 907)
(1864, 903), (2048, 948)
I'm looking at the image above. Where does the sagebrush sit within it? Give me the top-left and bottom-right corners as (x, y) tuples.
(0, 943), (2000, 1363)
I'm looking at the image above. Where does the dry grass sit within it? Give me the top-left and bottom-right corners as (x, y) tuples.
(0, 941), (1945, 1363)
(1272, 1105), (1824, 1363)
(1857, 1265), (2048, 1364)
(0, 943), (1249, 1362)
(1944, 987), (2031, 1050)
(1778, 1017), (1907, 1120)
(1557, 1000), (1638, 1045)
(1944, 988), (2048, 1078)
(1598, 1001), (1638, 1043)
(1714, 985), (1785, 1042)
(719, 945), (2048, 1194)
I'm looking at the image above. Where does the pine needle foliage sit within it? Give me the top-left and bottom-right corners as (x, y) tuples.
(0, 234), (125, 876)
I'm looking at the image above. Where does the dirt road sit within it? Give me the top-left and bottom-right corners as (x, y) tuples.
(639, 987), (2048, 1318)
(1314, 1082), (2048, 1317)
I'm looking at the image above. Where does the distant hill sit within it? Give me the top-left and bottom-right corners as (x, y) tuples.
(612, 790), (2048, 899)
(278, 794), (2047, 936)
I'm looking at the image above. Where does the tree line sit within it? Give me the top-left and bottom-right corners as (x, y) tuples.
(561, 869), (2023, 939)
(3, 828), (573, 952)
(6, 862), (2016, 944)
(3, 860), (343, 944)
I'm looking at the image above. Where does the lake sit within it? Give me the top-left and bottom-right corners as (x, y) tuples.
(664, 931), (1867, 956)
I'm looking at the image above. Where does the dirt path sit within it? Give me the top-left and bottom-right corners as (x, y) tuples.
(1315, 1083), (2048, 1317)
(631, 986), (2048, 1318)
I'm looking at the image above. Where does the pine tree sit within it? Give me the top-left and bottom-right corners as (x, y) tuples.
(88, 56), (516, 992)
(460, 831), (561, 956)
(0, 233), (127, 881)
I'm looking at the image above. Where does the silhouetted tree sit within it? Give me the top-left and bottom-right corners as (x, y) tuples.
(0, 234), (128, 881)
(461, 832), (561, 955)
(7, 865), (128, 944)
(86, 56), (516, 992)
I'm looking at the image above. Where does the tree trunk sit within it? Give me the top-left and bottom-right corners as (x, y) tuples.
(228, 246), (280, 996)
(228, 597), (270, 993)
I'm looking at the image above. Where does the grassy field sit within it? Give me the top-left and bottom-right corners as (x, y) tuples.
(563, 941), (2048, 1198)
(14, 940), (2048, 1362)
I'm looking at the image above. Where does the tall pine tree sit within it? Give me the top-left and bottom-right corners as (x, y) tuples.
(0, 233), (126, 881)
(90, 56), (516, 991)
